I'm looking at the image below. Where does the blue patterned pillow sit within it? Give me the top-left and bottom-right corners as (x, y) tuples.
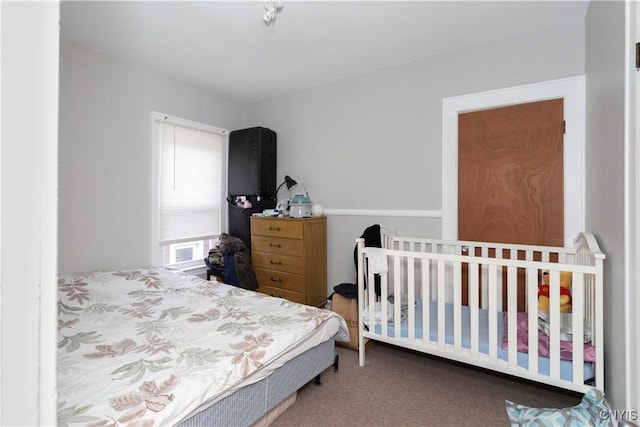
(504, 388), (616, 427)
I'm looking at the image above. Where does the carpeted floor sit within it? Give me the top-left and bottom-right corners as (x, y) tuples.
(270, 343), (582, 427)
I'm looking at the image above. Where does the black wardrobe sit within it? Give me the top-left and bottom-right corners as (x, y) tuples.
(227, 127), (277, 249)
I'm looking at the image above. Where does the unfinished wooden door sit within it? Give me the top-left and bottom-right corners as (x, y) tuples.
(458, 99), (565, 310)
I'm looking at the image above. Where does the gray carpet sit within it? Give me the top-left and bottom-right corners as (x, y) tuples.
(270, 344), (582, 427)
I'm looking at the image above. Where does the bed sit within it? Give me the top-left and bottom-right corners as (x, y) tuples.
(57, 268), (348, 426)
(356, 228), (604, 393)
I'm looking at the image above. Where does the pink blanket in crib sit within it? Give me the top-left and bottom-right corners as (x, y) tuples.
(501, 312), (596, 362)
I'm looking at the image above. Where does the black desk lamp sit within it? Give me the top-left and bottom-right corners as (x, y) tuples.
(276, 175), (297, 195)
(275, 176), (297, 214)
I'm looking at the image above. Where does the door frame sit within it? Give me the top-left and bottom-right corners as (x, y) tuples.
(624, 0), (639, 412)
(442, 75), (586, 246)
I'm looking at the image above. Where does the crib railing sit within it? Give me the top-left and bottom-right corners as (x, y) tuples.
(357, 232), (605, 393)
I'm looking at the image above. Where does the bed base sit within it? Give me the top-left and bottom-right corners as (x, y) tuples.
(357, 230), (604, 393)
(179, 337), (338, 427)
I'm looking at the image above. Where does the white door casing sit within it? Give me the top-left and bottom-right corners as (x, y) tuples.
(624, 0), (639, 412)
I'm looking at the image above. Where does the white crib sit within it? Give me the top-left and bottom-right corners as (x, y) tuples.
(356, 229), (604, 393)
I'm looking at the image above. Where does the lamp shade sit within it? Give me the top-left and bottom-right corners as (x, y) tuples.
(276, 175), (297, 194)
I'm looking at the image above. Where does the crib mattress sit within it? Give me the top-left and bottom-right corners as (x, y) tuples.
(370, 299), (594, 382)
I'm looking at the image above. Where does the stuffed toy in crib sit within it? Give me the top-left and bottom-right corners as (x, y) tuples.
(538, 271), (572, 313)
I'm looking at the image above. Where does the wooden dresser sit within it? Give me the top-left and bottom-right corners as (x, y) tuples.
(250, 216), (327, 307)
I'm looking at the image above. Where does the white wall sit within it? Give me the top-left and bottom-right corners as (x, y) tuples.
(585, 0), (628, 411)
(1, 2), (58, 424)
(246, 20), (586, 290)
(58, 42), (246, 274)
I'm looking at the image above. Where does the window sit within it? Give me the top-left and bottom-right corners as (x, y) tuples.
(152, 112), (228, 269)
(169, 241), (203, 265)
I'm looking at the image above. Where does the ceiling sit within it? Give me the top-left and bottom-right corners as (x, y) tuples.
(60, 1), (590, 104)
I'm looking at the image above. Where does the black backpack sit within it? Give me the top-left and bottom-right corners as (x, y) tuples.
(353, 224), (382, 299)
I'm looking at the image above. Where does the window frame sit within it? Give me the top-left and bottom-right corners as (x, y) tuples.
(167, 240), (207, 269)
(150, 111), (229, 270)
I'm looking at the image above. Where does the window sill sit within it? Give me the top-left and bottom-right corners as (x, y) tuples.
(165, 263), (208, 279)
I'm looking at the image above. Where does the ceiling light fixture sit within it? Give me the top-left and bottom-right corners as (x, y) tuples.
(263, 0), (283, 24)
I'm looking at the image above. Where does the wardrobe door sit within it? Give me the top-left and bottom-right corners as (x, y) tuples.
(228, 126), (277, 199)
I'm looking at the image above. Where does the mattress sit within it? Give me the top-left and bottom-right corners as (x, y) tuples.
(368, 299), (594, 382)
(57, 268), (348, 426)
(179, 337), (336, 427)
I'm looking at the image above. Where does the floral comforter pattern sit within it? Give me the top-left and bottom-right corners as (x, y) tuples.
(57, 268), (346, 426)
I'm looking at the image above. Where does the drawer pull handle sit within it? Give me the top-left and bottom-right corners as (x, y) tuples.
(268, 226), (281, 231)
(270, 277), (282, 283)
(269, 243), (281, 248)
(269, 260), (282, 265)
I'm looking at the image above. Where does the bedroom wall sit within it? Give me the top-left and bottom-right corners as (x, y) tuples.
(2, 2), (58, 424)
(584, 0), (627, 411)
(245, 20), (586, 293)
(58, 41), (246, 274)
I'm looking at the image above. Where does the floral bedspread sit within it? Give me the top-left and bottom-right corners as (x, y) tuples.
(57, 268), (347, 426)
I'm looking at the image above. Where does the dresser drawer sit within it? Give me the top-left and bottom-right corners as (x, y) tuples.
(251, 218), (303, 239)
(252, 252), (303, 274)
(250, 216), (326, 307)
(256, 285), (304, 304)
(254, 269), (304, 293)
(251, 235), (303, 257)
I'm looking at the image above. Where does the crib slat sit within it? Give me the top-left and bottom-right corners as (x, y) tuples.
(380, 270), (388, 338)
(524, 250), (533, 263)
(558, 251), (567, 264)
(469, 262), (479, 356)
(453, 260), (462, 349)
(572, 272), (585, 386)
(507, 266), (518, 368)
(422, 259), (430, 345)
(393, 255), (401, 339)
(507, 267), (518, 312)
(481, 247), (489, 309)
(549, 270), (561, 379)
(494, 248), (504, 312)
(359, 254), (378, 348)
(541, 250), (549, 263)
(525, 250), (534, 313)
(357, 238), (366, 367)
(437, 259), (446, 348)
(527, 268), (539, 374)
(408, 257), (415, 340)
(594, 256), (604, 391)
(367, 263), (376, 339)
(488, 264), (498, 360)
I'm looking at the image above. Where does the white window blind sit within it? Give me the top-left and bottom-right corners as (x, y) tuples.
(159, 122), (224, 244)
